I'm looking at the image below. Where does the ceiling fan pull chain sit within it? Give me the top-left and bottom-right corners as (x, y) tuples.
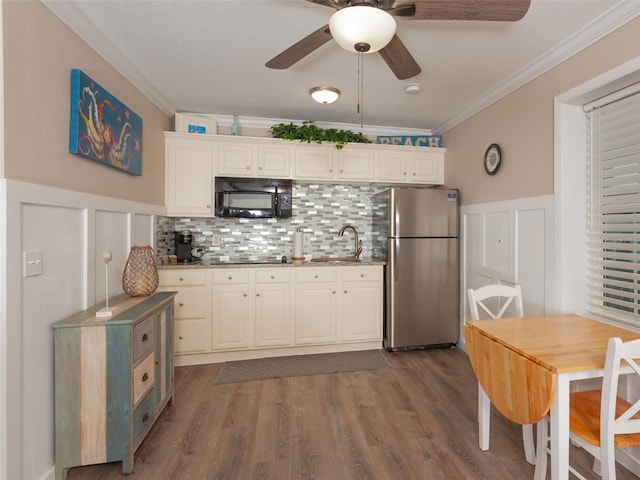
(358, 52), (364, 128)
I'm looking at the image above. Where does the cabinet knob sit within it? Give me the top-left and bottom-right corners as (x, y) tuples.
(228, 275), (233, 280)
(413, 172), (416, 176)
(206, 204), (211, 209)
(142, 372), (149, 382)
(256, 293), (261, 297)
(243, 293), (248, 297)
(179, 276), (184, 281)
(142, 333), (148, 342)
(403, 172), (407, 176)
(340, 169), (343, 173)
(246, 165), (251, 170)
(179, 302), (184, 306)
(142, 412), (150, 422)
(270, 275), (275, 279)
(314, 274), (319, 278)
(344, 289), (348, 294)
(360, 273), (365, 278)
(259, 166), (263, 171)
(179, 336), (184, 340)
(332, 290), (336, 294)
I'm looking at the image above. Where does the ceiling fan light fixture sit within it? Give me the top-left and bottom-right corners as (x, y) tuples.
(329, 6), (397, 54)
(310, 86), (341, 104)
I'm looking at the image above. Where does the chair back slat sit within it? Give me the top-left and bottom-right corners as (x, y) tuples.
(468, 284), (523, 321)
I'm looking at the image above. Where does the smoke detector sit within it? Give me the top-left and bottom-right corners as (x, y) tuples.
(405, 83), (421, 94)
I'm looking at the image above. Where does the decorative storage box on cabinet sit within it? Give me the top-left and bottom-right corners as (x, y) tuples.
(52, 292), (176, 480)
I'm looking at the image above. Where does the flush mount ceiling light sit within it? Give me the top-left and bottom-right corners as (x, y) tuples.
(329, 6), (397, 53)
(310, 86), (341, 104)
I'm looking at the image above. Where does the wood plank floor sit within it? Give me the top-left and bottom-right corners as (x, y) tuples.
(66, 348), (638, 479)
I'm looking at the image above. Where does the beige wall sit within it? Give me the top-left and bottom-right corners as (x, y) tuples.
(443, 16), (640, 206)
(2, 0), (170, 204)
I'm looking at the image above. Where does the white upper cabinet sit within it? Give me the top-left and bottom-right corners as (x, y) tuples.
(216, 138), (292, 178)
(376, 148), (444, 184)
(165, 136), (214, 217)
(336, 145), (376, 181)
(165, 132), (445, 215)
(293, 145), (336, 180)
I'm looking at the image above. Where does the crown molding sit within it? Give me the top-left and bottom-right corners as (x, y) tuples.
(434, 1), (640, 134)
(41, 0), (177, 115)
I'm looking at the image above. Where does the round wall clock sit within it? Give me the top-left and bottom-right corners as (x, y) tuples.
(484, 143), (502, 175)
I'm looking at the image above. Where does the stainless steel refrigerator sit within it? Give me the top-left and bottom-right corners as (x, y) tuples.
(373, 187), (459, 350)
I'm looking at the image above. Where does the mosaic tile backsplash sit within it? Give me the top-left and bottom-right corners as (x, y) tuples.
(155, 183), (391, 263)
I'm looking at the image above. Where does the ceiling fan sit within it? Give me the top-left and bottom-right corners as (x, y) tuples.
(266, 0), (531, 80)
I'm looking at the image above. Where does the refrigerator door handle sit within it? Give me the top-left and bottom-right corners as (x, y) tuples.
(393, 238), (400, 281)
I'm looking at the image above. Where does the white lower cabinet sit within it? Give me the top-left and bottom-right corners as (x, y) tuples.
(341, 266), (382, 342)
(295, 268), (338, 344)
(158, 269), (209, 353)
(211, 269), (253, 350)
(158, 264), (382, 362)
(255, 269), (292, 347)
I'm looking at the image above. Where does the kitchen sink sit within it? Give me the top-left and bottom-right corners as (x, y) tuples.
(310, 257), (359, 263)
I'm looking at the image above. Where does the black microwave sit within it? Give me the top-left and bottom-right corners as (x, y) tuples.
(214, 177), (292, 218)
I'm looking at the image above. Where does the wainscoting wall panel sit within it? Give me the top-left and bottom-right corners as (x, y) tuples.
(459, 195), (555, 350)
(2, 180), (163, 480)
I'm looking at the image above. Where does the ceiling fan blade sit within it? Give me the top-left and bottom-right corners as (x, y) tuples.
(386, 2), (416, 17)
(378, 34), (421, 80)
(305, 0), (349, 9)
(411, 0), (530, 21)
(266, 24), (333, 69)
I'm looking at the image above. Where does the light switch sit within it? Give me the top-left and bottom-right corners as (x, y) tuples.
(23, 249), (43, 277)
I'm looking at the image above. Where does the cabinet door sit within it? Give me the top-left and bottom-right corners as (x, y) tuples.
(257, 146), (292, 178)
(174, 319), (209, 353)
(376, 151), (409, 182)
(157, 285), (206, 319)
(293, 146), (335, 180)
(410, 151), (443, 184)
(341, 282), (382, 341)
(155, 306), (174, 409)
(255, 284), (291, 347)
(166, 140), (213, 216)
(295, 284), (337, 344)
(211, 286), (252, 350)
(337, 148), (375, 181)
(216, 143), (254, 176)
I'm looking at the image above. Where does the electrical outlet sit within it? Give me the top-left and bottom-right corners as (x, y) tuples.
(211, 234), (221, 247)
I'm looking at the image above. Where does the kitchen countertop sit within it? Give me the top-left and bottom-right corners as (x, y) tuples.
(157, 257), (385, 270)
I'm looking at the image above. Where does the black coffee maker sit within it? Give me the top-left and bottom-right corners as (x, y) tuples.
(175, 230), (193, 263)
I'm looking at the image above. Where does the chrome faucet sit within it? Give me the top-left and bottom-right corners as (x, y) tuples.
(338, 224), (362, 261)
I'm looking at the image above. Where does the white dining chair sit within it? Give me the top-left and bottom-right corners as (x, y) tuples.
(467, 283), (536, 465)
(534, 336), (640, 480)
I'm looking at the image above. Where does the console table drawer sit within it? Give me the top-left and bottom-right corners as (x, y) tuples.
(133, 390), (156, 448)
(133, 315), (155, 364)
(133, 353), (155, 406)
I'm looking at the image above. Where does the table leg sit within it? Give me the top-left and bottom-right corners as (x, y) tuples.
(478, 383), (490, 451)
(550, 374), (571, 480)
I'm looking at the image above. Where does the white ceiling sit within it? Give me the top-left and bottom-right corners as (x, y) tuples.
(45, 0), (640, 135)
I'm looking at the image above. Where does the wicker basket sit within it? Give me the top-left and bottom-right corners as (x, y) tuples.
(122, 246), (159, 297)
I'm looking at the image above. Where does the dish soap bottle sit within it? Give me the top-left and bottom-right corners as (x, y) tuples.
(231, 115), (239, 136)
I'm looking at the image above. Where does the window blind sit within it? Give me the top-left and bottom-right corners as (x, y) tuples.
(586, 89), (640, 326)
